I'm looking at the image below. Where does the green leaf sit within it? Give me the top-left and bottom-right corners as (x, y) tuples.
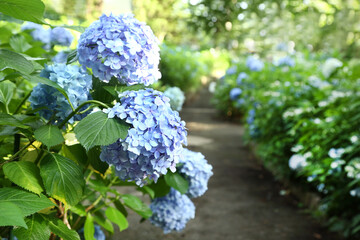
(62, 144), (88, 167)
(164, 172), (189, 194)
(138, 185), (155, 199)
(74, 111), (129, 151)
(0, 113), (30, 129)
(34, 125), (64, 148)
(60, 25), (86, 33)
(0, 201), (27, 228)
(103, 84), (145, 98)
(121, 194), (152, 219)
(66, 49), (78, 64)
(0, 0), (45, 23)
(148, 177), (170, 198)
(22, 74), (69, 103)
(3, 161), (44, 194)
(93, 211), (114, 234)
(0, 187), (54, 216)
(0, 49), (34, 74)
(70, 204), (86, 217)
(88, 146), (108, 174)
(0, 80), (16, 111)
(105, 207), (128, 232)
(44, 216), (80, 240)
(40, 153), (84, 206)
(14, 213), (51, 240)
(84, 213), (95, 240)
(113, 199), (128, 217)
(10, 35), (32, 53)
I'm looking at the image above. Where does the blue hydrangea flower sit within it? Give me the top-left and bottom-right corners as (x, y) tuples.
(51, 27), (73, 47)
(246, 56), (264, 72)
(163, 87), (185, 112)
(328, 148), (345, 159)
(78, 13), (161, 85)
(288, 154), (307, 170)
(226, 66), (237, 75)
(52, 51), (69, 63)
(229, 88), (242, 100)
(274, 56), (295, 67)
(29, 64), (92, 123)
(236, 72), (248, 85)
(22, 22), (51, 48)
(100, 89), (187, 186)
(79, 225), (105, 240)
(247, 109), (255, 124)
(150, 188), (195, 233)
(178, 149), (213, 198)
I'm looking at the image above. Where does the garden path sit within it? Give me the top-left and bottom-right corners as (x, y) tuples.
(113, 87), (342, 240)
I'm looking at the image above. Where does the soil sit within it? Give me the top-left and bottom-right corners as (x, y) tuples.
(111, 88), (343, 240)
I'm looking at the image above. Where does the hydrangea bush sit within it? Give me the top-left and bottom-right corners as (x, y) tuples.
(163, 86), (185, 112)
(212, 51), (360, 238)
(0, 2), (211, 239)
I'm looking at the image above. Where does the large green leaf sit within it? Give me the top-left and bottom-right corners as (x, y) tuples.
(34, 125), (64, 148)
(10, 35), (32, 53)
(84, 213), (95, 240)
(0, 0), (45, 23)
(0, 80), (16, 111)
(14, 213), (51, 240)
(0, 49), (34, 74)
(164, 172), (189, 194)
(0, 187), (54, 216)
(3, 161), (44, 194)
(43, 216), (80, 240)
(121, 194), (152, 219)
(40, 153), (84, 206)
(74, 111), (129, 151)
(0, 113), (30, 129)
(0, 201), (27, 228)
(105, 207), (128, 232)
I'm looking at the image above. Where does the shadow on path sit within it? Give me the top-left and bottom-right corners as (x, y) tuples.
(114, 87), (342, 240)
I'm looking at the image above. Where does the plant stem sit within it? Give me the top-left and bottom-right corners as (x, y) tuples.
(58, 100), (110, 129)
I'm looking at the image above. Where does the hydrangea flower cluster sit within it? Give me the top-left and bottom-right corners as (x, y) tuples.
(163, 87), (185, 112)
(100, 89), (187, 186)
(178, 149), (213, 198)
(322, 58), (343, 78)
(29, 64), (92, 123)
(236, 72), (248, 85)
(274, 56), (295, 67)
(288, 154), (307, 170)
(246, 56), (264, 72)
(22, 22), (51, 48)
(328, 148), (345, 159)
(51, 27), (73, 47)
(229, 88), (242, 100)
(149, 188), (195, 233)
(226, 66), (237, 75)
(77, 14), (161, 85)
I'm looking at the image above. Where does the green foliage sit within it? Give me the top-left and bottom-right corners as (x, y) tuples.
(3, 161), (44, 194)
(34, 125), (64, 148)
(105, 207), (128, 232)
(74, 111), (129, 151)
(84, 214), (95, 240)
(0, 202), (28, 228)
(40, 153), (84, 206)
(164, 172), (189, 195)
(0, 49), (34, 74)
(0, 0), (45, 23)
(14, 214), (51, 240)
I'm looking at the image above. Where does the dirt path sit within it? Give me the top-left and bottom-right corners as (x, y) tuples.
(113, 88), (342, 240)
